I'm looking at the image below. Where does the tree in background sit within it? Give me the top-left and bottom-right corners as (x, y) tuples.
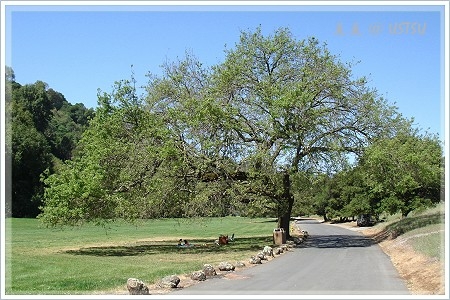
(308, 130), (443, 221)
(309, 167), (375, 222)
(357, 131), (443, 217)
(47, 93), (94, 161)
(5, 67), (95, 217)
(7, 99), (52, 217)
(12, 80), (53, 133)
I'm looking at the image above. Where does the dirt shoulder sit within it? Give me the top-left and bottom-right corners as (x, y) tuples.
(328, 221), (445, 295)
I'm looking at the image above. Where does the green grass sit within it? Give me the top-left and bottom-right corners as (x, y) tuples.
(402, 223), (445, 261)
(5, 217), (278, 295)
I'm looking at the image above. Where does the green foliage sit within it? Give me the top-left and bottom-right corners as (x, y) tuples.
(5, 67), (95, 217)
(12, 80), (53, 132)
(46, 90), (94, 161)
(47, 107), (82, 160)
(307, 134), (442, 222)
(40, 78), (190, 225)
(38, 27), (435, 230)
(290, 172), (316, 217)
(7, 100), (52, 217)
(358, 132), (443, 217)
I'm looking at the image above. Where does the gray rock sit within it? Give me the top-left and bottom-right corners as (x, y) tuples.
(203, 264), (217, 276)
(127, 278), (150, 295)
(218, 261), (235, 271)
(158, 275), (180, 288)
(191, 271), (206, 281)
(249, 256), (262, 264)
(257, 252), (268, 260)
(275, 247), (283, 254)
(293, 237), (304, 244)
(262, 245), (274, 257)
(235, 261), (246, 268)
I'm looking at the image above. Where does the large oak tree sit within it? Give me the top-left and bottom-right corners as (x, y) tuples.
(40, 27), (411, 236)
(207, 27), (407, 235)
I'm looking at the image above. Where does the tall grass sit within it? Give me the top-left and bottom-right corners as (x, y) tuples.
(5, 217), (278, 295)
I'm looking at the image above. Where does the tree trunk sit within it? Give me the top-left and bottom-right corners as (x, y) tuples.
(278, 209), (292, 239)
(277, 171), (294, 239)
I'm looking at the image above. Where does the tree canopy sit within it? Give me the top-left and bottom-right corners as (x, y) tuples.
(357, 131), (443, 217)
(306, 130), (443, 222)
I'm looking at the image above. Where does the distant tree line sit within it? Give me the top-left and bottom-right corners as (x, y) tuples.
(5, 66), (95, 217)
(290, 131), (444, 222)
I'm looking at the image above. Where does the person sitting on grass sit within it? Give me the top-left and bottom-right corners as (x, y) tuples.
(177, 239), (194, 247)
(228, 233), (235, 242)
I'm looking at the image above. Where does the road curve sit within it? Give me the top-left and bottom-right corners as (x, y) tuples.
(170, 218), (409, 296)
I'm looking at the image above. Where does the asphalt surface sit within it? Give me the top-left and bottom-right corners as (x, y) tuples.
(170, 218), (410, 296)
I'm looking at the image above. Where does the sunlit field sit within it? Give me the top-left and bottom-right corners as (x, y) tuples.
(5, 217), (278, 294)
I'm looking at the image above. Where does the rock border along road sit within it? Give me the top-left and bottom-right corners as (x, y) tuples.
(171, 218), (409, 295)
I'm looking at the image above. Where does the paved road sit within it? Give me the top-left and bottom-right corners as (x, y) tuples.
(171, 218), (409, 295)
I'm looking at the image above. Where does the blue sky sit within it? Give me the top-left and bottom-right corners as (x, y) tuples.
(4, 2), (447, 140)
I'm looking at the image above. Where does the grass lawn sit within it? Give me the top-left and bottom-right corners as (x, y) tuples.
(5, 217), (279, 295)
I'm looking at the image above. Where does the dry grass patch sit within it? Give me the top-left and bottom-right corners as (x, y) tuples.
(362, 225), (445, 295)
(378, 238), (444, 294)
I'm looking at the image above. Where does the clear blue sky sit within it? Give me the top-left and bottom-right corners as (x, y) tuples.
(4, 2), (446, 140)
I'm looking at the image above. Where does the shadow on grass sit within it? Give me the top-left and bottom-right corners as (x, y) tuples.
(370, 212), (444, 243)
(65, 236), (273, 257)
